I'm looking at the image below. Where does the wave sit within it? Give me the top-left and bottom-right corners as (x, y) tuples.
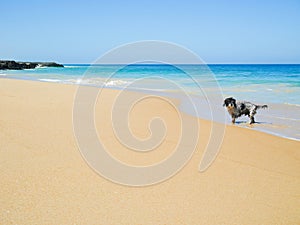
(125, 86), (171, 92)
(64, 66), (82, 68)
(104, 80), (128, 87)
(284, 102), (300, 107)
(35, 66), (49, 69)
(39, 78), (61, 83)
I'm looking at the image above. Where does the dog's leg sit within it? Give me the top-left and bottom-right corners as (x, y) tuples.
(232, 117), (236, 124)
(250, 116), (255, 124)
(249, 108), (257, 124)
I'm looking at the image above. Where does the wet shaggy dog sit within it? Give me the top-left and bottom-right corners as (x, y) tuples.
(223, 97), (268, 124)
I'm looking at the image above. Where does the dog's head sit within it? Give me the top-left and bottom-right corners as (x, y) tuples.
(223, 97), (237, 109)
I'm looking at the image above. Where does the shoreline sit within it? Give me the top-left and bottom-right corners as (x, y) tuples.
(1, 76), (299, 141)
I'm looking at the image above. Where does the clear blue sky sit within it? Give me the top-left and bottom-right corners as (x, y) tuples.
(1, 0), (299, 64)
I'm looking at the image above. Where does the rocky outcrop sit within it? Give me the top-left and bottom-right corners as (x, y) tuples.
(0, 60), (64, 70)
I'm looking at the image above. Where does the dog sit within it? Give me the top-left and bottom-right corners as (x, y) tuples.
(223, 97), (268, 124)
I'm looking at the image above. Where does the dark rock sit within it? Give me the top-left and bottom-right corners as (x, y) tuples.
(36, 62), (64, 68)
(0, 60), (64, 70)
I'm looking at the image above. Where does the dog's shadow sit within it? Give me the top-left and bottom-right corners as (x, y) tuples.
(235, 121), (272, 125)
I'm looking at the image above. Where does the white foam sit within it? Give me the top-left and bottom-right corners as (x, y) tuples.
(104, 80), (128, 87)
(39, 78), (61, 83)
(64, 66), (80, 68)
(127, 86), (170, 92)
(284, 102), (300, 107)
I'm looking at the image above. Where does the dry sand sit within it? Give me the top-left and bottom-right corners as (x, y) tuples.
(0, 78), (299, 224)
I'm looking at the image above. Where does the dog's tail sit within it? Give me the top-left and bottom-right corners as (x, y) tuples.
(257, 104), (268, 109)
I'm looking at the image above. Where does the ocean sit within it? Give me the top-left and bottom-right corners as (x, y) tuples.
(1, 64), (299, 140)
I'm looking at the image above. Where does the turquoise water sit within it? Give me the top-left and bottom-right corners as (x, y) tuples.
(1, 64), (300, 140)
(1, 64), (299, 105)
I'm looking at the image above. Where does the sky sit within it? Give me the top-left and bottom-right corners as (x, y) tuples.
(1, 0), (300, 64)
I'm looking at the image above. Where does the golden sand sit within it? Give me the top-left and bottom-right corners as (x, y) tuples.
(0, 79), (299, 224)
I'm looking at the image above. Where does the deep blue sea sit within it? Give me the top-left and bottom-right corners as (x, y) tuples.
(1, 64), (300, 140)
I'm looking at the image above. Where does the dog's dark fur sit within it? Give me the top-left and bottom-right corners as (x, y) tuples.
(223, 97), (268, 124)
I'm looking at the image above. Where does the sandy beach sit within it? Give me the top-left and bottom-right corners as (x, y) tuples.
(1, 78), (300, 224)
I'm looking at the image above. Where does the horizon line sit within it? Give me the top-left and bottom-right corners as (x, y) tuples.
(63, 63), (300, 65)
